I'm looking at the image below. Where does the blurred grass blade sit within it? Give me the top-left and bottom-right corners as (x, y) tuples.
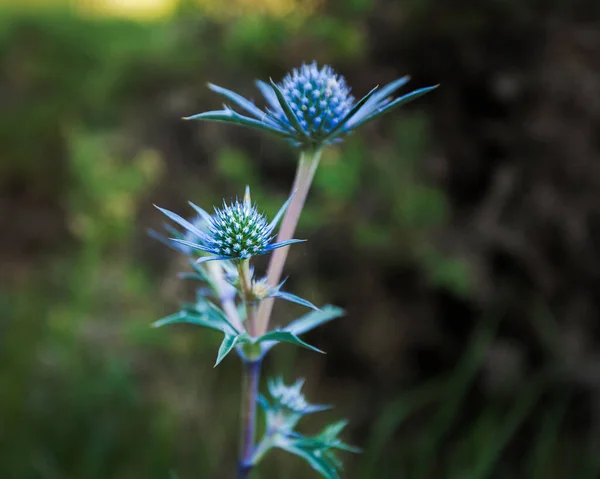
(359, 376), (448, 478)
(471, 375), (546, 479)
(527, 393), (570, 479)
(415, 314), (502, 479)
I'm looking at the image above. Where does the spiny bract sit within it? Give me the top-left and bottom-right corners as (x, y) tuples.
(148, 214), (208, 256)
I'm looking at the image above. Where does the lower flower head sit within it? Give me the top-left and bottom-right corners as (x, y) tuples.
(269, 378), (309, 413)
(267, 377), (329, 415)
(155, 187), (304, 264)
(208, 200), (270, 259)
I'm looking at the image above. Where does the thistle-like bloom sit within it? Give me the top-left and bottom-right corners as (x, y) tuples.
(154, 188), (303, 263)
(266, 378), (330, 416)
(260, 378), (330, 433)
(185, 61), (438, 149)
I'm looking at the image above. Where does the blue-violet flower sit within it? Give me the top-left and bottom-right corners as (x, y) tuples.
(154, 189), (303, 263)
(185, 61), (438, 149)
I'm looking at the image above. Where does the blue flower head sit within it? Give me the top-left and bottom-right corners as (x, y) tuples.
(270, 63), (354, 145)
(185, 61), (438, 149)
(154, 188), (303, 263)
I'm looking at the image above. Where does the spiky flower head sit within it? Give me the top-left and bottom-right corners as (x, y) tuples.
(154, 187), (303, 263)
(269, 377), (310, 413)
(260, 377), (330, 432)
(185, 61), (438, 149)
(209, 200), (271, 259)
(271, 62), (354, 145)
(267, 377), (330, 415)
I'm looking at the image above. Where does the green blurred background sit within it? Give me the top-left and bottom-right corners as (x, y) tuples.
(2, 0), (600, 477)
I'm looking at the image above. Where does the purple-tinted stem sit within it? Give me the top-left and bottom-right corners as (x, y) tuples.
(238, 359), (261, 479)
(256, 148), (322, 335)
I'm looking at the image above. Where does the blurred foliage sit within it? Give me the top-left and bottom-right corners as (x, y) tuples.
(1, 1), (599, 478)
(15, 0), (317, 21)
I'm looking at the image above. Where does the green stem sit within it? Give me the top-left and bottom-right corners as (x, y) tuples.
(236, 259), (257, 336)
(256, 148), (322, 335)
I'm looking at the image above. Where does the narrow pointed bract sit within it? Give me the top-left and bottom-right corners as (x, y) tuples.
(148, 209), (211, 256)
(185, 61), (438, 149)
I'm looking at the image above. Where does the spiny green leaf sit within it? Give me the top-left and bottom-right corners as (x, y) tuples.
(256, 331), (324, 354)
(215, 333), (250, 367)
(295, 420), (361, 454)
(295, 435), (360, 455)
(272, 291), (320, 311)
(206, 301), (241, 334)
(153, 310), (223, 332)
(279, 444), (340, 479)
(324, 449), (344, 471)
(285, 305), (345, 336)
(321, 420), (349, 440)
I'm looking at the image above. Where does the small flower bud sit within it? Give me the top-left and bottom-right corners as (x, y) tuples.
(252, 279), (271, 301)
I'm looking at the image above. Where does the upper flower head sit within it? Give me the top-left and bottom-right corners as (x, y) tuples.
(154, 187), (303, 263)
(270, 63), (354, 145)
(184, 61), (438, 149)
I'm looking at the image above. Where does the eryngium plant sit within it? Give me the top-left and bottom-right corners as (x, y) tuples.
(151, 61), (436, 478)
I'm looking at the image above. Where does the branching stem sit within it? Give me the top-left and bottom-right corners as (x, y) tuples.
(256, 148), (322, 335)
(235, 146), (321, 476)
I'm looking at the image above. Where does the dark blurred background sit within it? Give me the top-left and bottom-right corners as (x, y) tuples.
(2, 0), (600, 477)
